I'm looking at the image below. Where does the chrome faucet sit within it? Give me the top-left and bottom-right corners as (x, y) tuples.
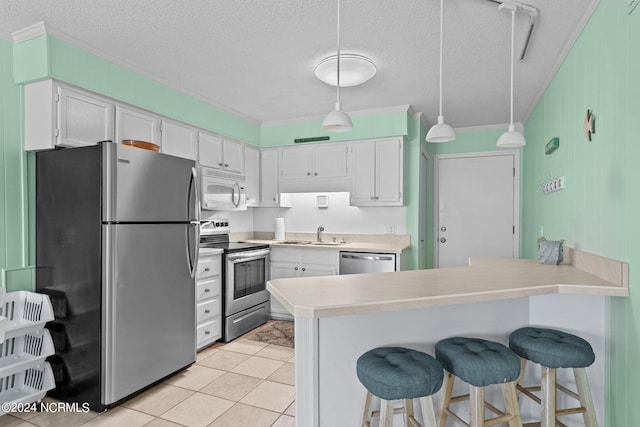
(317, 225), (325, 242)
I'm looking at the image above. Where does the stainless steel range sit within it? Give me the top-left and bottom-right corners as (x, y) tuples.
(200, 220), (270, 342)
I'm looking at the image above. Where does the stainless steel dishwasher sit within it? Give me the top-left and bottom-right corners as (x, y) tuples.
(339, 252), (397, 274)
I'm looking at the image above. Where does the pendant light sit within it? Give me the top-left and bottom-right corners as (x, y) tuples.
(426, 0), (455, 143)
(322, 0), (353, 132)
(496, 5), (526, 148)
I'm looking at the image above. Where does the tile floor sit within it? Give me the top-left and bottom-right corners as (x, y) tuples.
(1, 338), (295, 427)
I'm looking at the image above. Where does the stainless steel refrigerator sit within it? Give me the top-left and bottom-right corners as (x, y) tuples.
(36, 141), (199, 411)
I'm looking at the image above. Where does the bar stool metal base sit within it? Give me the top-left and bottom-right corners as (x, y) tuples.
(362, 391), (437, 427)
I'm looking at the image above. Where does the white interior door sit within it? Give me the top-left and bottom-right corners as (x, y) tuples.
(435, 152), (518, 268)
(419, 147), (429, 269)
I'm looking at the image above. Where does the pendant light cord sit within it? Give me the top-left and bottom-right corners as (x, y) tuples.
(438, 0), (444, 117)
(509, 9), (515, 126)
(336, 0), (342, 106)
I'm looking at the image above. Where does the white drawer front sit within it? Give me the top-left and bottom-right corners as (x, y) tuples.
(197, 299), (220, 322)
(197, 255), (221, 279)
(197, 318), (221, 347)
(196, 277), (221, 301)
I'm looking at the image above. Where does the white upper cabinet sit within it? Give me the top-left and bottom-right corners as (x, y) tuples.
(279, 143), (349, 193)
(160, 119), (197, 160)
(223, 139), (245, 175)
(313, 144), (349, 179)
(25, 80), (115, 151)
(115, 105), (161, 146)
(350, 138), (403, 206)
(199, 131), (245, 175)
(244, 145), (260, 206)
(198, 131), (223, 168)
(260, 148), (280, 206)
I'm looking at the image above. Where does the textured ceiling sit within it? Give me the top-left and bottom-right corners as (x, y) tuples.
(0, 0), (598, 128)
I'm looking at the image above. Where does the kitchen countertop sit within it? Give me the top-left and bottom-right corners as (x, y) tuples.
(267, 249), (629, 319)
(239, 239), (409, 253)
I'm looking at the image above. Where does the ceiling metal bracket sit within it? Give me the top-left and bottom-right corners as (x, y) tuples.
(481, 0), (540, 62)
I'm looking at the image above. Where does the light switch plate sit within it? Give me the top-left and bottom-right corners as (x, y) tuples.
(629, 0), (639, 15)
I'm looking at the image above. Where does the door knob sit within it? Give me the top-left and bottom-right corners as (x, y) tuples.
(440, 237), (446, 243)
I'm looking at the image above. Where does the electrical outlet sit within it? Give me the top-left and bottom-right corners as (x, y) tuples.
(629, 0), (639, 15)
(385, 225), (395, 234)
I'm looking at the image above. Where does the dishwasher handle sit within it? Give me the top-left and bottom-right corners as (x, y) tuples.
(340, 253), (395, 262)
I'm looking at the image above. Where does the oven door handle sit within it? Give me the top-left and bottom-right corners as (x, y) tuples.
(227, 249), (270, 262)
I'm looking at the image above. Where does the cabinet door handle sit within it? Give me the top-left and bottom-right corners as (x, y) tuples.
(218, 163), (223, 166)
(302, 267), (306, 272)
(205, 309), (211, 314)
(273, 197), (277, 201)
(205, 330), (211, 335)
(294, 267), (299, 271)
(307, 172), (311, 176)
(204, 267), (210, 272)
(204, 288), (210, 293)
(224, 163), (229, 167)
(314, 172), (318, 176)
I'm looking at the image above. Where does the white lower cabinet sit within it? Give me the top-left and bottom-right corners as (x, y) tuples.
(269, 248), (338, 320)
(196, 250), (222, 349)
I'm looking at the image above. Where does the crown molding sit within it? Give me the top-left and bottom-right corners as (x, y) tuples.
(261, 104), (412, 127)
(9, 22), (261, 126)
(11, 21), (47, 43)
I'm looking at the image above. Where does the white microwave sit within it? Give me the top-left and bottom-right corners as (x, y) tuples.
(200, 168), (247, 211)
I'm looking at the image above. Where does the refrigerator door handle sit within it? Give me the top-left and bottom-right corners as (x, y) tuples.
(187, 167), (200, 278)
(189, 167), (201, 221)
(187, 221), (200, 278)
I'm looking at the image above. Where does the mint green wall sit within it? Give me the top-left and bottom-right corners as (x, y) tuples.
(432, 127), (505, 155)
(260, 110), (409, 147)
(0, 39), (33, 291)
(13, 36), (261, 146)
(521, 0), (639, 423)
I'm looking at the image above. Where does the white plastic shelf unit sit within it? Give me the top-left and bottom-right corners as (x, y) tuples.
(0, 291), (56, 414)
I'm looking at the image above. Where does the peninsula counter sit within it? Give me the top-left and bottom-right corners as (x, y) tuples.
(267, 248), (628, 426)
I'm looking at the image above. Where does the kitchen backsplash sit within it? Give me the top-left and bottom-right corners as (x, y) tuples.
(202, 192), (407, 235)
(253, 192), (407, 234)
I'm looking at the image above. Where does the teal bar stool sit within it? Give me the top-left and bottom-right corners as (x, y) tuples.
(509, 327), (598, 427)
(435, 337), (522, 427)
(357, 347), (444, 427)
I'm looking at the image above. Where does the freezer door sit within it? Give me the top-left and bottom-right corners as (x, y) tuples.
(101, 223), (196, 404)
(102, 142), (198, 223)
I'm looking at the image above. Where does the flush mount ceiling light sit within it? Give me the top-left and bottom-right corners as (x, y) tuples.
(426, 0), (455, 143)
(315, 54), (377, 87)
(497, 3), (526, 148)
(322, 0), (353, 132)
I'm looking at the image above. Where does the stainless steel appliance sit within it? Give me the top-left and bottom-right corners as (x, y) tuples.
(200, 220), (270, 342)
(35, 141), (198, 411)
(200, 167), (247, 211)
(339, 252), (397, 275)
